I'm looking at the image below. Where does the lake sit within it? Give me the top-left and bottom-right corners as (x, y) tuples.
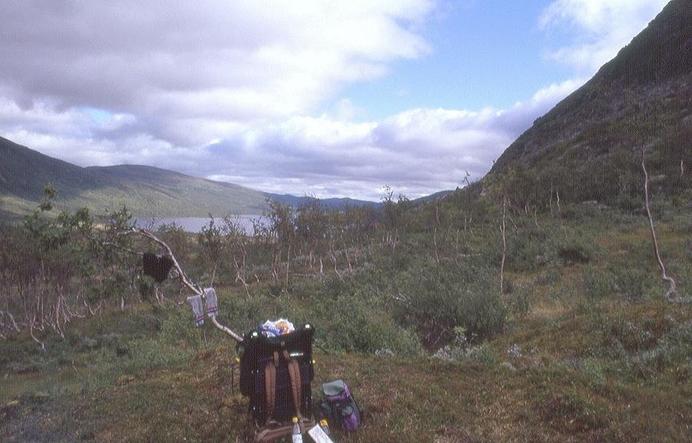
(134, 215), (268, 234)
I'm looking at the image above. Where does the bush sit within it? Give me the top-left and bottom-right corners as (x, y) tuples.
(312, 297), (422, 356)
(393, 259), (505, 347)
(536, 267), (561, 286)
(433, 329), (497, 365)
(210, 284), (422, 356)
(506, 225), (552, 272)
(555, 234), (595, 265)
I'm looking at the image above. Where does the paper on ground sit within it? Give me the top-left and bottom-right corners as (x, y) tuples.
(307, 424), (334, 443)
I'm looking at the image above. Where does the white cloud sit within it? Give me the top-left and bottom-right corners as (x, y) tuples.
(1, 78), (581, 201)
(0, 0), (433, 146)
(197, 79), (582, 200)
(0, 1), (665, 202)
(539, 0), (669, 72)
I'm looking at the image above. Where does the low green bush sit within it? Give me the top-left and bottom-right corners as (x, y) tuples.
(555, 231), (597, 265)
(393, 259), (505, 346)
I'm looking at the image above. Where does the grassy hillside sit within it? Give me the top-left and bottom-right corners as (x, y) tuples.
(270, 193), (380, 210)
(85, 164), (268, 217)
(488, 0), (692, 207)
(0, 136), (272, 218)
(0, 136), (268, 218)
(0, 137), (383, 220)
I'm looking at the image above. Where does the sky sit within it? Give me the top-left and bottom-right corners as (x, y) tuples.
(0, 0), (670, 200)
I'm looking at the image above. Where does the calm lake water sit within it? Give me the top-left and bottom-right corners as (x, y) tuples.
(134, 215), (267, 234)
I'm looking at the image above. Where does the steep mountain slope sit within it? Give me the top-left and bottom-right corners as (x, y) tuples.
(488, 0), (692, 205)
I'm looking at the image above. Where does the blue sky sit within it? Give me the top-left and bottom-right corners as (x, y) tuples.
(341, 0), (574, 117)
(0, 0), (670, 200)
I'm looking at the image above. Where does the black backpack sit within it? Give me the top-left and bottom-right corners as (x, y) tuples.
(236, 324), (315, 424)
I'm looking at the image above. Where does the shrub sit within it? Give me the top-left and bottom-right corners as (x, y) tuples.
(209, 284), (422, 356)
(581, 358), (607, 387)
(556, 234), (595, 265)
(505, 225), (552, 272)
(312, 297), (422, 355)
(537, 389), (607, 433)
(536, 267), (561, 286)
(432, 327), (497, 365)
(393, 259), (505, 347)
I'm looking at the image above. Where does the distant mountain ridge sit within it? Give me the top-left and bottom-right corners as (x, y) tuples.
(0, 136), (378, 219)
(487, 0), (691, 204)
(269, 193), (380, 209)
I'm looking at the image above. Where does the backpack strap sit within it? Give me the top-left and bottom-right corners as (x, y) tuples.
(264, 351), (279, 420)
(283, 350), (303, 421)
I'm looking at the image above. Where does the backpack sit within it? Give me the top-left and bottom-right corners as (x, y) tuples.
(236, 324), (315, 425)
(318, 379), (362, 432)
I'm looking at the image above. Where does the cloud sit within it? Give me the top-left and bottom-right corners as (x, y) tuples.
(539, 0), (669, 72)
(0, 1), (661, 202)
(199, 79), (582, 200)
(1, 78), (581, 201)
(0, 0), (433, 146)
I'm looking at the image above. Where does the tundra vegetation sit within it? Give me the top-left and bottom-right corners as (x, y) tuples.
(0, 152), (691, 441)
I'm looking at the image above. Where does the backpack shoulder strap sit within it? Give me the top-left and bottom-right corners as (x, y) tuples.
(283, 350), (303, 421)
(264, 351), (279, 420)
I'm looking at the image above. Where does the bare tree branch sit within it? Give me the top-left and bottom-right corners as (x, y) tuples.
(500, 197), (507, 296)
(641, 152), (678, 301)
(132, 228), (244, 342)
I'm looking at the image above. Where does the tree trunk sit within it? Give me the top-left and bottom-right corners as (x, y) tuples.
(500, 197), (507, 296)
(642, 152), (677, 301)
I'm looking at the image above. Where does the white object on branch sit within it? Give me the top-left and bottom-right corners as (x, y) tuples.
(132, 228), (244, 341)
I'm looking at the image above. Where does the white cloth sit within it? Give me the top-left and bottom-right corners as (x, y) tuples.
(187, 295), (205, 327)
(204, 287), (218, 318)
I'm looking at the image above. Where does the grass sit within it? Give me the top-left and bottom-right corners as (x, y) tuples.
(1, 208), (691, 442)
(2, 315), (689, 441)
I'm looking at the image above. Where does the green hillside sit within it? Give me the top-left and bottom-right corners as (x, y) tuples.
(0, 137), (382, 220)
(0, 136), (268, 218)
(488, 0), (691, 207)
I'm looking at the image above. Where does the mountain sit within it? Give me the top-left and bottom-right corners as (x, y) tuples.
(0, 137), (385, 220)
(0, 136), (269, 218)
(487, 0), (691, 205)
(268, 193), (380, 209)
